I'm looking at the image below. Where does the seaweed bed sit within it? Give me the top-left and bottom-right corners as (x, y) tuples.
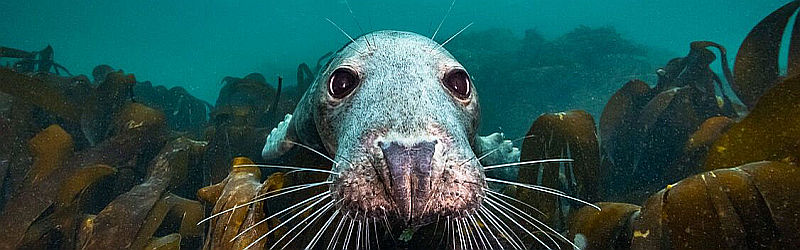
(0, 2), (799, 250)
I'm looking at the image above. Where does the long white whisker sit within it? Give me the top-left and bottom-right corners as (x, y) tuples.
(431, 0), (457, 41)
(325, 17), (367, 54)
(328, 211), (350, 250)
(486, 178), (600, 210)
(235, 164), (339, 175)
(198, 181), (332, 225)
(344, 211), (357, 250)
(486, 194), (567, 250)
(272, 200), (335, 249)
(483, 159), (574, 170)
(343, 0), (371, 50)
(458, 134), (536, 167)
(483, 189), (546, 217)
(234, 191), (330, 242)
(284, 140), (348, 166)
(437, 22), (473, 50)
(481, 206), (526, 249)
(468, 214), (489, 250)
(476, 209), (503, 248)
(486, 196), (561, 249)
(485, 199), (550, 249)
(306, 209), (340, 249)
(242, 194), (331, 249)
(485, 197), (551, 249)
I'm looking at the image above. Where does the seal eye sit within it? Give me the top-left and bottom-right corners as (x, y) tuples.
(328, 68), (359, 99)
(443, 69), (471, 100)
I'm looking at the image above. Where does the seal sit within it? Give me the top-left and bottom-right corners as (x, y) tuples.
(262, 30), (519, 235)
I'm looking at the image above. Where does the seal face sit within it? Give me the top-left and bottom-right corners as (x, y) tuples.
(322, 31), (482, 228)
(264, 30), (485, 230)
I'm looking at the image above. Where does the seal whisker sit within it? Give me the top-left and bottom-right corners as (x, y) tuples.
(373, 218), (381, 250)
(284, 140), (352, 166)
(356, 215), (362, 249)
(468, 214), (489, 250)
(328, 211), (350, 250)
(242, 193), (331, 249)
(485, 199), (548, 249)
(343, 0), (372, 50)
(344, 211), (358, 249)
(485, 178), (600, 210)
(324, 17), (367, 54)
(235, 164), (339, 175)
(483, 189), (546, 217)
(456, 217), (466, 249)
(271, 200), (335, 249)
(431, 0), (457, 41)
(486, 193), (570, 250)
(483, 159), (574, 170)
(306, 208), (341, 250)
(436, 22), (474, 50)
(463, 217), (477, 250)
(197, 181), (331, 225)
(476, 209), (504, 248)
(480, 205), (525, 249)
(365, 217), (371, 250)
(485, 197), (555, 249)
(234, 191), (330, 244)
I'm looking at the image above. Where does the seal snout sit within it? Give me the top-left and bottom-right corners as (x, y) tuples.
(378, 139), (437, 224)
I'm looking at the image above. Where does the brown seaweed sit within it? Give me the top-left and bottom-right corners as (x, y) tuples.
(0, 67), (81, 121)
(200, 157), (268, 249)
(704, 74), (800, 170)
(732, 1), (800, 108)
(145, 233), (182, 250)
(0, 103), (166, 249)
(27, 124), (74, 183)
(631, 161), (799, 248)
(517, 110), (601, 229)
(567, 202), (640, 250)
(83, 137), (205, 249)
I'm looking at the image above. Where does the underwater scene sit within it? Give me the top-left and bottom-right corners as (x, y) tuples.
(1, 0), (799, 249)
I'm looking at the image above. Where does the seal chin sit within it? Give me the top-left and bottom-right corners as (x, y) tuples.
(332, 134), (485, 229)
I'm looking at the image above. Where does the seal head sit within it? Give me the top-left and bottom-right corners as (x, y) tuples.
(264, 30), (484, 229)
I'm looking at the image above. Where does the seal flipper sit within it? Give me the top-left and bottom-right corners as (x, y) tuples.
(475, 132), (520, 166)
(261, 113), (296, 160)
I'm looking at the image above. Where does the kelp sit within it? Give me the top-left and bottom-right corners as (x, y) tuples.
(83, 137), (206, 249)
(631, 161), (799, 248)
(599, 79), (651, 171)
(704, 74), (800, 170)
(0, 103), (166, 249)
(567, 202), (640, 250)
(732, 1), (800, 108)
(0, 67), (81, 121)
(200, 157), (279, 249)
(517, 110), (601, 229)
(27, 124), (74, 183)
(145, 233), (182, 250)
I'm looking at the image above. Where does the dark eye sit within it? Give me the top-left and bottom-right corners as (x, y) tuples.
(328, 68), (359, 99)
(443, 69), (471, 100)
